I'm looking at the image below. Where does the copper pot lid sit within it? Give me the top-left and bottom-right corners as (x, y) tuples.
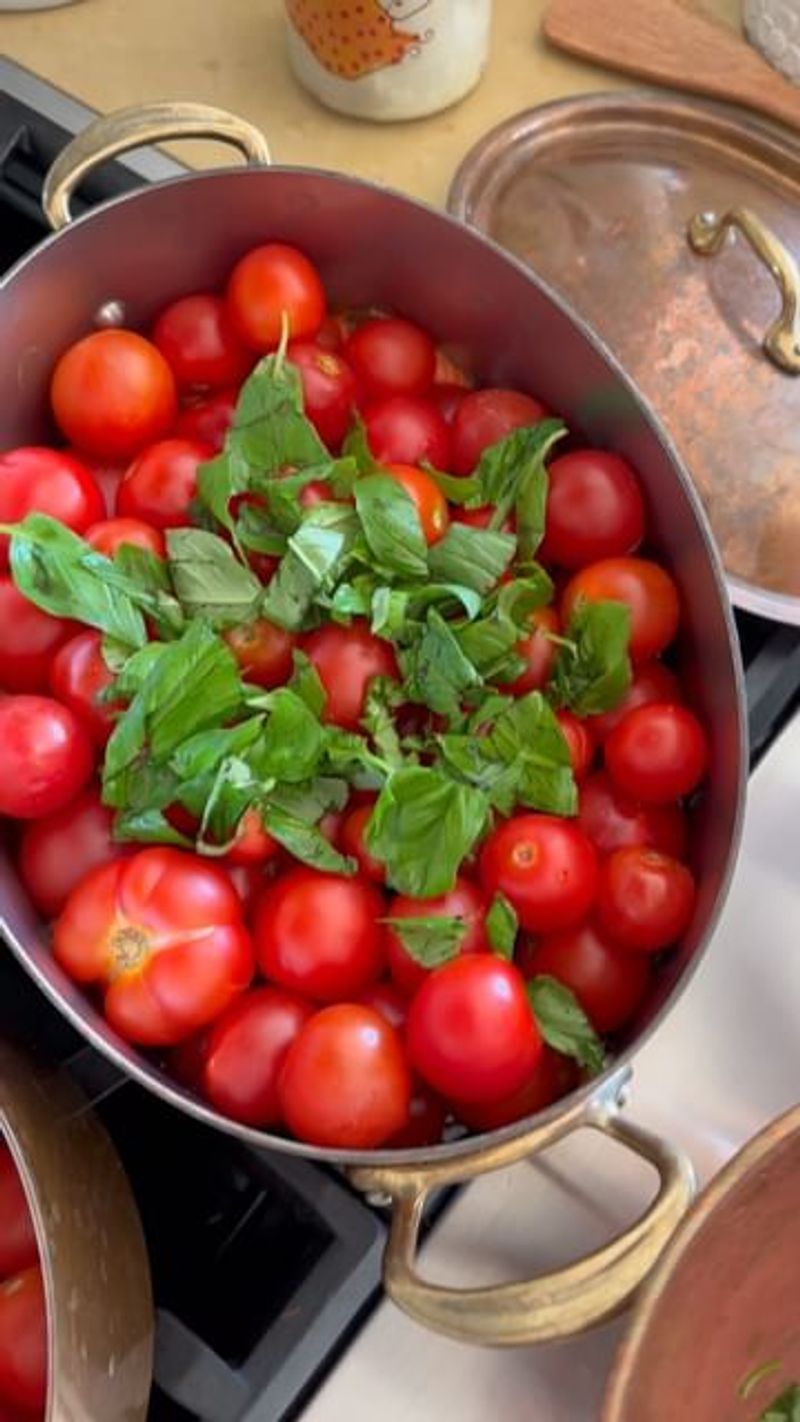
(449, 92), (800, 625)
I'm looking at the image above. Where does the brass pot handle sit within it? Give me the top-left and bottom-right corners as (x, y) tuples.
(352, 1082), (694, 1347)
(688, 206), (800, 375)
(43, 100), (271, 232)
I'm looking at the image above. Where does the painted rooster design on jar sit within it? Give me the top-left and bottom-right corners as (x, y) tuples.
(285, 0), (434, 80)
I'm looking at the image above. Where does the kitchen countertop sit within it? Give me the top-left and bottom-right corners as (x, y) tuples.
(1, 0), (739, 205)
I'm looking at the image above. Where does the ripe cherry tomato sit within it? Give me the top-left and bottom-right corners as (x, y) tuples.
(0, 1267), (47, 1414)
(278, 1004), (412, 1149)
(453, 1046), (577, 1131)
(385, 877), (490, 997)
(85, 516), (166, 558)
(588, 660), (683, 742)
(152, 293), (253, 391)
(67, 451), (127, 516)
(49, 630), (119, 747)
(407, 956), (542, 1104)
(0, 578), (73, 694)
(578, 771), (688, 859)
(451, 389), (548, 476)
(345, 317), (436, 400)
(520, 923), (649, 1033)
(384, 463), (449, 545)
(287, 340), (358, 449)
(173, 387), (238, 453)
(356, 980), (408, 1033)
(51, 329), (177, 459)
(300, 620), (398, 731)
(452, 504), (514, 533)
(480, 814), (598, 933)
(201, 987), (314, 1127)
(429, 382), (468, 425)
(508, 605), (559, 696)
(316, 314), (346, 351)
(387, 1081), (447, 1148)
(364, 395), (452, 470)
(116, 437), (214, 529)
(255, 866), (385, 1001)
(223, 619), (295, 690)
(540, 451), (645, 568)
(338, 803), (385, 884)
(556, 710), (595, 780)
(53, 848), (254, 1046)
(0, 446), (104, 568)
(597, 847), (696, 953)
(0, 1148), (38, 1279)
(605, 702), (709, 804)
(0, 696), (93, 820)
(225, 807), (279, 867)
(561, 557), (680, 665)
(299, 479), (339, 509)
(226, 243), (326, 352)
(18, 787), (125, 920)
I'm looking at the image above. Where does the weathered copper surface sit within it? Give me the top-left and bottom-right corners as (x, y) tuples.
(450, 92), (800, 623)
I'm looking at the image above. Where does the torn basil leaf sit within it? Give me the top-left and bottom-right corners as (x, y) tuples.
(384, 914), (468, 968)
(551, 599), (632, 716)
(527, 976), (605, 1076)
(486, 894), (518, 960)
(365, 766), (488, 897)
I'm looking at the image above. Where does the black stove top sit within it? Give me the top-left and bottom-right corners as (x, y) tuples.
(1, 51), (799, 1422)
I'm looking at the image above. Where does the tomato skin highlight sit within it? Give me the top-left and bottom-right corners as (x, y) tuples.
(540, 450), (645, 568)
(385, 877), (490, 997)
(19, 787), (125, 920)
(0, 446), (105, 569)
(519, 923), (650, 1034)
(0, 695), (94, 820)
(254, 866), (386, 1002)
(605, 702), (709, 804)
(596, 847), (696, 953)
(226, 244), (326, 352)
(201, 987), (314, 1127)
(51, 329), (177, 460)
(479, 814), (599, 934)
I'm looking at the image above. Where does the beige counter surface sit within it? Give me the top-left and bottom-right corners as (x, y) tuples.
(2, 0), (738, 205)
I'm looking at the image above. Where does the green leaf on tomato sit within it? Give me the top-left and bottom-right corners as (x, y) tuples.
(166, 528), (263, 628)
(362, 678), (406, 770)
(475, 419), (565, 537)
(758, 1384), (800, 1421)
(438, 691), (576, 818)
(427, 523), (516, 595)
(383, 914), (468, 968)
(288, 649), (328, 718)
(260, 503), (361, 631)
(262, 802), (356, 875)
(399, 608), (482, 718)
(527, 975), (606, 1076)
(550, 598), (632, 716)
(486, 894), (518, 960)
(354, 473), (429, 581)
(365, 766), (488, 897)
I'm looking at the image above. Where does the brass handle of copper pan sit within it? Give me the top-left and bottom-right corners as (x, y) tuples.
(351, 1072), (695, 1346)
(43, 100), (271, 231)
(688, 207), (800, 375)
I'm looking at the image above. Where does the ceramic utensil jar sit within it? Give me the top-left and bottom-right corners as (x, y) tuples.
(284, 0), (492, 121)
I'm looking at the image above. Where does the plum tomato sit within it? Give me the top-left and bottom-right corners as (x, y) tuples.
(345, 317), (436, 401)
(225, 807), (279, 867)
(596, 846), (696, 953)
(520, 923), (650, 1034)
(540, 451), (645, 568)
(383, 463), (449, 545)
(605, 702), (709, 804)
(173, 387), (238, 453)
(588, 660), (683, 742)
(0, 695), (93, 820)
(451, 389), (548, 476)
(479, 814), (598, 934)
(85, 516), (166, 558)
(226, 243), (326, 352)
(0, 1267), (47, 1414)
(387, 1081), (447, 1148)
(407, 955), (543, 1105)
(49, 629), (120, 747)
(18, 787), (125, 920)
(287, 339), (358, 449)
(0, 446), (104, 568)
(507, 605), (559, 696)
(300, 620), (398, 731)
(561, 557), (680, 665)
(385, 877), (490, 997)
(53, 847), (254, 1046)
(0, 578), (73, 694)
(223, 619), (295, 690)
(0, 1148), (38, 1279)
(200, 987), (314, 1127)
(453, 1045), (577, 1132)
(152, 292), (253, 391)
(556, 709), (595, 781)
(338, 803), (385, 884)
(278, 1004), (412, 1149)
(254, 866), (385, 1001)
(51, 329), (177, 460)
(578, 770), (688, 859)
(364, 395), (452, 469)
(116, 437), (214, 529)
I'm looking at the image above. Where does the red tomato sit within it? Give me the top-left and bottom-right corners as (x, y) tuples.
(67, 451), (127, 516)
(429, 382), (468, 425)
(0, 446), (104, 568)
(49, 630), (119, 747)
(116, 437), (213, 529)
(0, 579), (73, 694)
(255, 866), (385, 1001)
(383, 463), (449, 545)
(201, 987), (314, 1127)
(508, 605), (560, 696)
(453, 1046), (577, 1131)
(356, 980), (407, 1033)
(0, 1267), (47, 1414)
(51, 329), (177, 459)
(596, 847), (696, 953)
(364, 395), (451, 470)
(345, 317), (436, 401)
(387, 1081), (447, 1148)
(85, 516), (166, 558)
(223, 619), (295, 690)
(53, 848), (254, 1046)
(278, 1004), (412, 1148)
(540, 451), (645, 568)
(0, 696), (93, 820)
(451, 389), (548, 476)
(300, 621), (398, 731)
(605, 702), (709, 804)
(578, 771), (688, 859)
(225, 863), (271, 922)
(561, 557), (680, 665)
(18, 787), (125, 920)
(407, 956), (542, 1105)
(226, 243), (325, 352)
(173, 387), (238, 453)
(287, 340), (358, 449)
(299, 479), (339, 509)
(0, 1149), (38, 1279)
(520, 923), (649, 1033)
(225, 808), (279, 867)
(556, 710), (595, 780)
(316, 315), (345, 351)
(452, 504), (514, 533)
(338, 803), (385, 884)
(588, 660), (683, 742)
(480, 814), (598, 934)
(152, 293), (253, 391)
(385, 877), (490, 997)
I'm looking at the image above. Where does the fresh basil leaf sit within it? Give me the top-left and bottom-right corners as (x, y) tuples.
(758, 1384), (800, 1422)
(514, 422), (566, 560)
(527, 976), (605, 1076)
(354, 474), (428, 580)
(114, 807), (194, 848)
(166, 528), (262, 627)
(425, 466), (481, 506)
(438, 692), (576, 817)
(366, 767), (488, 896)
(363, 678), (405, 769)
(400, 608), (481, 718)
(486, 894), (518, 960)
(234, 499), (287, 558)
(455, 613), (524, 682)
(495, 570), (555, 625)
(288, 650), (327, 718)
(427, 523), (516, 595)
(110, 642), (169, 700)
(261, 504), (360, 630)
(342, 417), (380, 476)
(260, 688), (325, 783)
(262, 803), (357, 875)
(169, 718), (265, 783)
(383, 914), (468, 968)
(551, 599), (632, 715)
(268, 776), (349, 824)
(329, 574), (377, 621)
(197, 448), (250, 540)
(234, 354), (328, 471)
(475, 419), (565, 539)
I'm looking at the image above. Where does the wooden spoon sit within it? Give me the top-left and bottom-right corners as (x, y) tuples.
(543, 0), (800, 131)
